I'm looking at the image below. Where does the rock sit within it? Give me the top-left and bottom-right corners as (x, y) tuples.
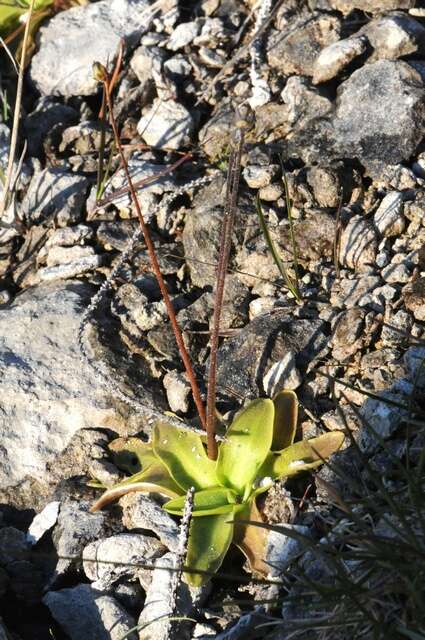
(381, 262), (411, 283)
(45, 224), (94, 248)
(216, 311), (327, 399)
(30, 0), (153, 97)
(374, 191), (406, 237)
(137, 99), (194, 150)
(130, 45), (165, 96)
(330, 275), (381, 309)
(313, 36), (368, 84)
(340, 215), (377, 271)
(167, 20), (200, 50)
(249, 297), (276, 320)
(113, 581), (144, 612)
(163, 371), (191, 413)
(24, 97), (78, 157)
(27, 501), (60, 546)
(198, 100), (233, 160)
(112, 283), (168, 333)
(44, 584), (137, 640)
(381, 309), (413, 345)
(0, 527), (28, 566)
(96, 220), (139, 252)
(306, 164), (343, 208)
(137, 552), (198, 640)
(0, 282), (126, 490)
(403, 276), (425, 320)
(182, 178), (224, 288)
(36, 256), (103, 283)
(263, 351), (302, 396)
(83, 533), (165, 590)
(334, 61), (425, 177)
(294, 211), (336, 262)
(60, 120), (111, 155)
(360, 388), (409, 451)
(45, 245), (97, 267)
(101, 157), (176, 221)
(267, 14), (341, 77)
(404, 345), (425, 388)
(265, 524), (311, 577)
(329, 0), (414, 12)
(21, 168), (89, 227)
(363, 12), (425, 60)
(331, 308), (365, 361)
(281, 76), (333, 128)
(243, 165), (279, 189)
(121, 494), (180, 552)
(52, 500), (108, 580)
(177, 276), (249, 330)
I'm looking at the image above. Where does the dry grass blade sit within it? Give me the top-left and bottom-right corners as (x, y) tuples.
(255, 194), (301, 301)
(0, 0), (35, 219)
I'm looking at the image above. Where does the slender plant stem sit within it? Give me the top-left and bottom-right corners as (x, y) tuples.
(96, 87), (107, 200)
(99, 66), (207, 433)
(206, 122), (246, 460)
(0, 0), (35, 218)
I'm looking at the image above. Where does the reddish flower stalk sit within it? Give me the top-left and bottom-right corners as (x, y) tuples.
(96, 63), (207, 434)
(206, 110), (249, 460)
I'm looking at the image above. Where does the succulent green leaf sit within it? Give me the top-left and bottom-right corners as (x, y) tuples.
(272, 390), (298, 451)
(259, 431), (345, 480)
(90, 462), (183, 512)
(217, 398), (275, 497)
(185, 512), (234, 587)
(153, 422), (218, 491)
(108, 437), (157, 475)
(164, 487), (237, 517)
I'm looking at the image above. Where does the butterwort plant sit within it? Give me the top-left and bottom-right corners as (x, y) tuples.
(91, 390), (344, 586)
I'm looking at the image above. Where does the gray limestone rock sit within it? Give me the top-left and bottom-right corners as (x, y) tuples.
(24, 97), (78, 157)
(121, 493), (180, 552)
(100, 158), (176, 222)
(362, 11), (425, 60)
(36, 255), (103, 283)
(331, 308), (365, 361)
(374, 191), (406, 237)
(27, 501), (60, 546)
(167, 20), (200, 50)
(45, 245), (97, 268)
(216, 310), (327, 399)
(52, 500), (108, 580)
(83, 533), (165, 590)
(403, 276), (425, 321)
(138, 552), (200, 640)
(329, 0), (414, 12)
(137, 99), (194, 150)
(30, 0), (153, 97)
(21, 167), (89, 227)
(334, 61), (425, 177)
(267, 14), (341, 77)
(359, 388), (409, 451)
(330, 275), (382, 309)
(163, 370), (191, 414)
(44, 584), (137, 640)
(339, 215), (378, 271)
(313, 36), (368, 84)
(0, 282), (125, 490)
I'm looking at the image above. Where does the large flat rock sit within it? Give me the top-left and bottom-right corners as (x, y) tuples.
(0, 282), (124, 489)
(30, 0), (152, 97)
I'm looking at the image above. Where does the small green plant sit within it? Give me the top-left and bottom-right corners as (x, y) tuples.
(91, 390), (344, 586)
